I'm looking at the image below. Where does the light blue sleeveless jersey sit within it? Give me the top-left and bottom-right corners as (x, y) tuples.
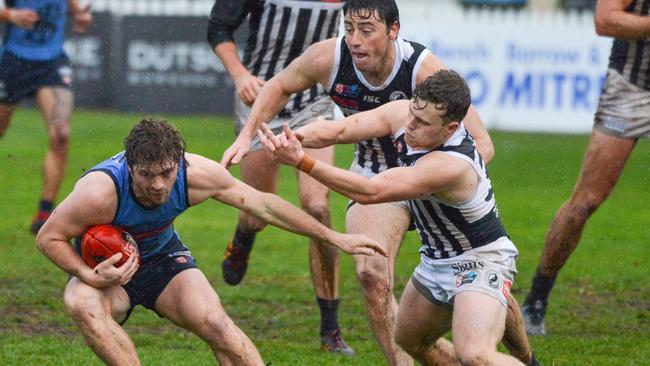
(1, 0), (67, 60)
(86, 152), (191, 260)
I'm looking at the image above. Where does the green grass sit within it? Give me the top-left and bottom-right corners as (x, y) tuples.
(1, 108), (648, 365)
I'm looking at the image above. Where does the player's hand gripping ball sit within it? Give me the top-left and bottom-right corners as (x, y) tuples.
(81, 225), (140, 268)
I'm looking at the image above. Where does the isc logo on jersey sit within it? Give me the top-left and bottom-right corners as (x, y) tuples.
(334, 83), (360, 98)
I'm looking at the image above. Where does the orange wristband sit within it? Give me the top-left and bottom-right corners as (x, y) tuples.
(296, 154), (316, 174)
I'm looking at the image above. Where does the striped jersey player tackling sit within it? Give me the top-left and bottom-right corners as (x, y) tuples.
(222, 0), (539, 365)
(258, 70), (530, 366)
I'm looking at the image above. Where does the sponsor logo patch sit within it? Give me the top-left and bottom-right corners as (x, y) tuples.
(456, 271), (478, 287)
(175, 256), (188, 264)
(485, 270), (501, 289)
(334, 83), (361, 98)
(603, 116), (627, 133)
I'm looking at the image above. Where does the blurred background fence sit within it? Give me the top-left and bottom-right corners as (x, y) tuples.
(2, 0), (607, 133)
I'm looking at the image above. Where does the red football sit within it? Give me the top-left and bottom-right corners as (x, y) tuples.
(81, 225), (140, 269)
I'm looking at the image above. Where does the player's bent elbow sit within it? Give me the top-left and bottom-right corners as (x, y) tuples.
(593, 16), (615, 37)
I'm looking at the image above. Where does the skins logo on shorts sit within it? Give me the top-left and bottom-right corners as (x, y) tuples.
(502, 280), (512, 300)
(485, 270), (501, 289)
(456, 271), (478, 288)
(58, 66), (73, 86)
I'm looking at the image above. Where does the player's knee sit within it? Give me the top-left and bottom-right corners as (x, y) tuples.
(569, 191), (608, 218)
(49, 128), (70, 153)
(455, 346), (491, 366)
(302, 203), (330, 225)
(202, 313), (235, 348)
(355, 258), (390, 293)
(63, 287), (101, 324)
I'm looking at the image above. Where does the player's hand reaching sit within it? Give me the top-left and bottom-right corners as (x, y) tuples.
(234, 71), (266, 106)
(73, 6), (93, 33)
(221, 133), (252, 169)
(332, 233), (387, 257)
(86, 253), (139, 288)
(258, 123), (305, 166)
(6, 8), (39, 29)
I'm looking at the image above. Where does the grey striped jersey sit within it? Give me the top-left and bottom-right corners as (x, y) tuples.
(608, 0), (650, 90)
(393, 125), (508, 260)
(327, 36), (429, 177)
(208, 0), (344, 117)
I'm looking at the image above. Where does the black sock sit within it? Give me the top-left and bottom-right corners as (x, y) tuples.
(39, 199), (54, 213)
(233, 225), (257, 251)
(317, 297), (339, 336)
(525, 268), (557, 305)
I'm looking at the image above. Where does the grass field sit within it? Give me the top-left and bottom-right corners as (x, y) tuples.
(1, 108), (648, 365)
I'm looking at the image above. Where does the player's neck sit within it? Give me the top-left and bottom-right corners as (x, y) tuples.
(362, 41), (396, 86)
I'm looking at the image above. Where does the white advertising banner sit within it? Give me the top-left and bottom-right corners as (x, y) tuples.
(399, 9), (612, 133)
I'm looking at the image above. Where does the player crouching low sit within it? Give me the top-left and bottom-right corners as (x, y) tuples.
(35, 117), (384, 365)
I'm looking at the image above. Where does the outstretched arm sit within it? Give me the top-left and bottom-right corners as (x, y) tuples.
(296, 100), (408, 148)
(220, 39), (337, 167)
(186, 153), (386, 256)
(259, 124), (465, 204)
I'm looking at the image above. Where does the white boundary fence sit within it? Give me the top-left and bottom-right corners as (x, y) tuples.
(3, 1), (611, 133)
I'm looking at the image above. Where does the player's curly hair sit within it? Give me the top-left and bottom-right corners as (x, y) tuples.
(344, 0), (400, 30)
(124, 117), (186, 168)
(413, 70), (471, 125)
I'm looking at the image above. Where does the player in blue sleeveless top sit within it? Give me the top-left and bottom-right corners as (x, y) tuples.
(35, 118), (384, 365)
(222, 1), (538, 365)
(0, 0), (92, 234)
(259, 70), (540, 366)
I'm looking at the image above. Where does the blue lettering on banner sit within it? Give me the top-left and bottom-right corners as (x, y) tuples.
(465, 70), (489, 106)
(498, 71), (605, 110)
(507, 43), (579, 64)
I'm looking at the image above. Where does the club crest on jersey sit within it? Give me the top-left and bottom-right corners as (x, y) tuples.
(456, 271), (478, 287)
(334, 83), (360, 98)
(390, 91), (408, 101)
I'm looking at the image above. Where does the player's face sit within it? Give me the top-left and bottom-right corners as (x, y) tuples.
(343, 10), (398, 73)
(405, 99), (459, 150)
(129, 161), (179, 208)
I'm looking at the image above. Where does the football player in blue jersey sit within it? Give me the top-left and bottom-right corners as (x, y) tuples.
(0, 0), (92, 234)
(35, 117), (385, 366)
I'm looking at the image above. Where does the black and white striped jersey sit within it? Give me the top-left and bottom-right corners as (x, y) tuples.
(326, 36), (429, 176)
(608, 0), (650, 90)
(208, 0), (344, 117)
(393, 125), (508, 260)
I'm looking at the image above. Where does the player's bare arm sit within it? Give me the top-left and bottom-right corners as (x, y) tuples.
(215, 42), (265, 106)
(68, 0), (92, 33)
(0, 7), (39, 29)
(260, 124), (475, 204)
(416, 53), (494, 163)
(296, 100), (408, 148)
(185, 153), (386, 257)
(36, 172), (138, 287)
(221, 38), (337, 167)
(595, 0), (650, 39)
